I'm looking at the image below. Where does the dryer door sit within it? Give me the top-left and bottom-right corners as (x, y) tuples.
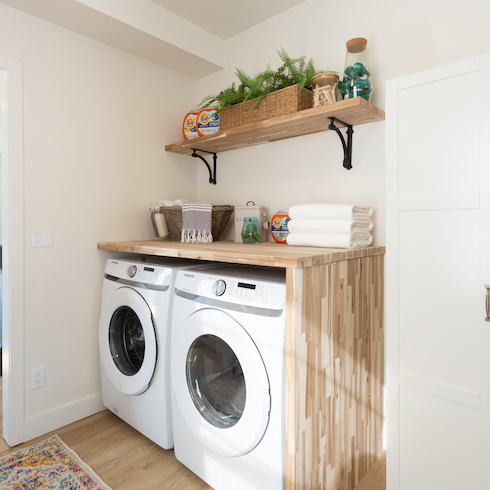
(171, 308), (270, 457)
(99, 287), (157, 395)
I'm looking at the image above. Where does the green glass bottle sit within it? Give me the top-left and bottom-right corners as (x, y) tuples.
(241, 217), (261, 244)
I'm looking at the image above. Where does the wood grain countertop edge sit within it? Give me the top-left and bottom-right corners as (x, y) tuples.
(97, 240), (385, 269)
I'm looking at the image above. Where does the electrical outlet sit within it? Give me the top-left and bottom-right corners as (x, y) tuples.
(31, 366), (45, 390)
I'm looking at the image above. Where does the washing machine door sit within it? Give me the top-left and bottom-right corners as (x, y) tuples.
(171, 308), (270, 457)
(99, 286), (157, 396)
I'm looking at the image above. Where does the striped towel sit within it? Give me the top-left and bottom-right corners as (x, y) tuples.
(181, 202), (213, 243)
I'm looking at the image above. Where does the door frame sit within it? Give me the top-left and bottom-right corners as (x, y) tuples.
(0, 55), (25, 447)
(479, 51), (490, 488)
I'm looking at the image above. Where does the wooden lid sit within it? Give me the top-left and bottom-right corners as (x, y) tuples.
(346, 37), (367, 53)
(312, 72), (339, 87)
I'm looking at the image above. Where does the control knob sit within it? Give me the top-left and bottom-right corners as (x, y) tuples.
(127, 265), (137, 278)
(212, 279), (226, 296)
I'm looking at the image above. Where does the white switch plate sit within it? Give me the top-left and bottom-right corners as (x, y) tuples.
(31, 227), (52, 247)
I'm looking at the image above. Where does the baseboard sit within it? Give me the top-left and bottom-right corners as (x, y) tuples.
(23, 392), (105, 442)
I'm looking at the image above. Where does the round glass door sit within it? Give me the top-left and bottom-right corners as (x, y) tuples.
(109, 306), (145, 376)
(171, 309), (270, 457)
(99, 287), (157, 396)
(187, 334), (245, 429)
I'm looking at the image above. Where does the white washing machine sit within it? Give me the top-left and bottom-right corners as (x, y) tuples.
(170, 264), (287, 490)
(98, 255), (213, 449)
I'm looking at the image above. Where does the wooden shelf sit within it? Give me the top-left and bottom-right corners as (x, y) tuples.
(165, 97), (384, 155)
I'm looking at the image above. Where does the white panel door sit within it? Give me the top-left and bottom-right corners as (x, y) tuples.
(386, 54), (490, 489)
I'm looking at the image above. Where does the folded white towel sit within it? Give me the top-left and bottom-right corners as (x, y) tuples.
(288, 218), (373, 235)
(181, 202), (213, 243)
(286, 233), (373, 248)
(150, 199), (189, 211)
(149, 201), (162, 213)
(289, 203), (373, 220)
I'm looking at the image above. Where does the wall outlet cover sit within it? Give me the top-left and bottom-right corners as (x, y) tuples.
(31, 366), (45, 390)
(31, 228), (52, 248)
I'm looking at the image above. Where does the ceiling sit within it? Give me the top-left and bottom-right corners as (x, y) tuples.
(0, 0), (309, 77)
(149, 0), (310, 40)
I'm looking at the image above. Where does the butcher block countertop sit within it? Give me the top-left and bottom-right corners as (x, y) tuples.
(97, 240), (385, 269)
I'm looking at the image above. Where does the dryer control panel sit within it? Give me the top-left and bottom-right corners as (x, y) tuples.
(175, 266), (286, 311)
(105, 258), (172, 287)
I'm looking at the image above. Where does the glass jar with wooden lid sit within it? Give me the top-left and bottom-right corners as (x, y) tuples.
(342, 38), (373, 102)
(312, 71), (340, 106)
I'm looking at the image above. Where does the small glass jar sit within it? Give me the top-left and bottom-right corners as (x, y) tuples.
(312, 72), (341, 106)
(241, 217), (261, 244)
(342, 38), (373, 102)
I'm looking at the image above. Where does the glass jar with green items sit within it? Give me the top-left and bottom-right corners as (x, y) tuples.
(342, 38), (373, 102)
(241, 217), (261, 244)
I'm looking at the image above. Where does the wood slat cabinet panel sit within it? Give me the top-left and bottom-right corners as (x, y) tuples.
(286, 255), (384, 489)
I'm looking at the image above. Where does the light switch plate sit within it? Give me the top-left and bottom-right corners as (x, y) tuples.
(31, 227), (52, 247)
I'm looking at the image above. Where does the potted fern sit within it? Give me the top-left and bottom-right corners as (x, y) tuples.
(197, 49), (326, 130)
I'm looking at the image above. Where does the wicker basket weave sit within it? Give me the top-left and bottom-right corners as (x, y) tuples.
(159, 205), (234, 241)
(219, 84), (313, 130)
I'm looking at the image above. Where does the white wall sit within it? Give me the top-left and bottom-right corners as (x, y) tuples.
(3, 0), (490, 442)
(195, 0), (490, 246)
(0, 4), (198, 439)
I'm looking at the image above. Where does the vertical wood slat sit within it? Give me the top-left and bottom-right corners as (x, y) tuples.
(286, 255), (384, 489)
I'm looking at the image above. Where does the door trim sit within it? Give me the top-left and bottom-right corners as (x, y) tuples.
(0, 55), (25, 447)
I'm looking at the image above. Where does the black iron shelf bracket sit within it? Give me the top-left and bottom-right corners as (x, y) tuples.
(191, 149), (217, 185)
(328, 117), (354, 170)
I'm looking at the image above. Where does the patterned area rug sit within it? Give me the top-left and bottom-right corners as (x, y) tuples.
(0, 435), (112, 489)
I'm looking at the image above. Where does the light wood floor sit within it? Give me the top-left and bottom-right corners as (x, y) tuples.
(0, 381), (386, 489)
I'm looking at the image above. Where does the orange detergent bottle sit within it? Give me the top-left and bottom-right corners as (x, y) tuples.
(271, 210), (290, 244)
(183, 111), (200, 140)
(196, 108), (220, 136)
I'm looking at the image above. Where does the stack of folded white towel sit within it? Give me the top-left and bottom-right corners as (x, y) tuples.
(286, 203), (373, 248)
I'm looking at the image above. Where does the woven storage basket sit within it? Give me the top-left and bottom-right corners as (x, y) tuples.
(219, 84), (313, 130)
(160, 205), (234, 241)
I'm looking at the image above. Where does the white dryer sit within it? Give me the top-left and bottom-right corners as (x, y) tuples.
(98, 255), (211, 449)
(170, 264), (287, 490)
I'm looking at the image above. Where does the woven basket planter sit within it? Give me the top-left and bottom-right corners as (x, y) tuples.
(219, 84), (313, 130)
(158, 205), (234, 241)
